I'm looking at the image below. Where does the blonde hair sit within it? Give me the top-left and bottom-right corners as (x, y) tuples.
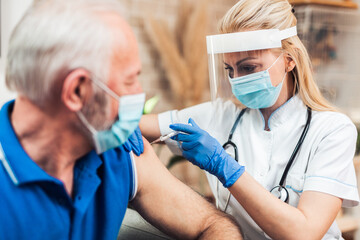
(219, 0), (336, 111)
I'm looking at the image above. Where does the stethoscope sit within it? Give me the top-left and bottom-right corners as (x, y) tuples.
(216, 107), (312, 212)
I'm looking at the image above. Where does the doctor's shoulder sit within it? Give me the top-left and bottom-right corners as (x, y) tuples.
(311, 110), (357, 143)
(175, 99), (240, 127)
(206, 99), (243, 119)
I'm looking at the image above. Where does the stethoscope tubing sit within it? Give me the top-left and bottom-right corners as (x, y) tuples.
(217, 107), (312, 212)
(278, 107), (312, 188)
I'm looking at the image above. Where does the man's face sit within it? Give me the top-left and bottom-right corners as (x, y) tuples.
(82, 15), (143, 132)
(106, 33), (143, 122)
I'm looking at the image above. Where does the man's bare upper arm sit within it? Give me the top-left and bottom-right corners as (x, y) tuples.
(131, 138), (230, 239)
(139, 114), (161, 142)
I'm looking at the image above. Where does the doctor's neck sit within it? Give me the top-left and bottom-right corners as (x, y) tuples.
(260, 75), (294, 131)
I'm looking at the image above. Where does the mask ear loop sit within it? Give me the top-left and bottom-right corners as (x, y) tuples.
(76, 111), (103, 153)
(90, 77), (120, 101)
(278, 71), (287, 87)
(266, 53), (284, 71)
(77, 111), (98, 136)
(76, 74), (116, 134)
(267, 53), (287, 87)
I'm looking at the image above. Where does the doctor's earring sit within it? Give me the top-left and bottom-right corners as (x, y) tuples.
(286, 65), (295, 72)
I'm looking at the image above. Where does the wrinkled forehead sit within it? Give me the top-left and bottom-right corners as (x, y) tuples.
(111, 40), (141, 79)
(104, 13), (141, 73)
(100, 12), (138, 53)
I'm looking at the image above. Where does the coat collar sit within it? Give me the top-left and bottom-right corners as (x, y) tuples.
(252, 95), (307, 131)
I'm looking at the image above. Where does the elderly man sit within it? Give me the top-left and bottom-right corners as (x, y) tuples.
(0, 0), (242, 239)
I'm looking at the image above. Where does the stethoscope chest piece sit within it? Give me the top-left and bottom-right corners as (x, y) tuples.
(216, 107), (311, 212)
(270, 185), (289, 203)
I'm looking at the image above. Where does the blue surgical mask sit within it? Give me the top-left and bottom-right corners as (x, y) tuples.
(229, 54), (286, 109)
(78, 79), (145, 154)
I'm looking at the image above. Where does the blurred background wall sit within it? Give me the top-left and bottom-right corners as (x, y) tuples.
(0, 0), (33, 106)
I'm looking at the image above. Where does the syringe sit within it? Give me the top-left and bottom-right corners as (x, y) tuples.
(150, 131), (180, 145)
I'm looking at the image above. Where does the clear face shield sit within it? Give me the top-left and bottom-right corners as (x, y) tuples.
(207, 27), (297, 109)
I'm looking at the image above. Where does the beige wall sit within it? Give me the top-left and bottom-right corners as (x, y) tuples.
(0, 0), (33, 106)
(119, 0), (237, 113)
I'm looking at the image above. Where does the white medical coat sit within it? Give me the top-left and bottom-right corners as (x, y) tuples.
(158, 95), (359, 239)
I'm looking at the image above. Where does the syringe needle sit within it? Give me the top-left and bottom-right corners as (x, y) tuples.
(150, 131), (180, 145)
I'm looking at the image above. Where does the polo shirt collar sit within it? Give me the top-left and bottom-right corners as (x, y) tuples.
(0, 100), (88, 186)
(0, 100), (58, 185)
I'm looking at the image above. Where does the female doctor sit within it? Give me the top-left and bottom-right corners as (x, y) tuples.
(140, 0), (359, 239)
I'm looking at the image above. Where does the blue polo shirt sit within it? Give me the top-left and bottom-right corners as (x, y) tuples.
(0, 100), (137, 240)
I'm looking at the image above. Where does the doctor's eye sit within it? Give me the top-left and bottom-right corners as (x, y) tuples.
(238, 65), (257, 74)
(225, 67), (234, 78)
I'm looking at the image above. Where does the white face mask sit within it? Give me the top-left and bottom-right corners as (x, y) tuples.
(78, 78), (145, 154)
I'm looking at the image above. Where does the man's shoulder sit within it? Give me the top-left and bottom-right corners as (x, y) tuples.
(100, 146), (135, 181)
(100, 146), (137, 201)
(102, 146), (131, 163)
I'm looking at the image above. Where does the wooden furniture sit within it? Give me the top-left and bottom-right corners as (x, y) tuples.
(289, 0), (358, 9)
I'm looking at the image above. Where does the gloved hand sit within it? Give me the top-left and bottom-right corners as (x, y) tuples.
(170, 118), (245, 188)
(123, 127), (144, 156)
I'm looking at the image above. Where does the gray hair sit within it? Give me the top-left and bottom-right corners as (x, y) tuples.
(6, 0), (125, 105)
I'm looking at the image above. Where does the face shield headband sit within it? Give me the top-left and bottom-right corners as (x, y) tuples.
(206, 26), (297, 55)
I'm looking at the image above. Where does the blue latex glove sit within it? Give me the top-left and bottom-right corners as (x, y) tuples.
(170, 118), (245, 188)
(123, 127), (144, 156)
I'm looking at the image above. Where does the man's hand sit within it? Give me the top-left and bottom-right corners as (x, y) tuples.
(131, 138), (243, 239)
(170, 118), (245, 188)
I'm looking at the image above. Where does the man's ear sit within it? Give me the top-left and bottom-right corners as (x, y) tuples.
(61, 69), (92, 112)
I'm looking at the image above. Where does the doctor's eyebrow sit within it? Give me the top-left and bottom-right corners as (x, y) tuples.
(235, 57), (257, 67)
(223, 57), (258, 67)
